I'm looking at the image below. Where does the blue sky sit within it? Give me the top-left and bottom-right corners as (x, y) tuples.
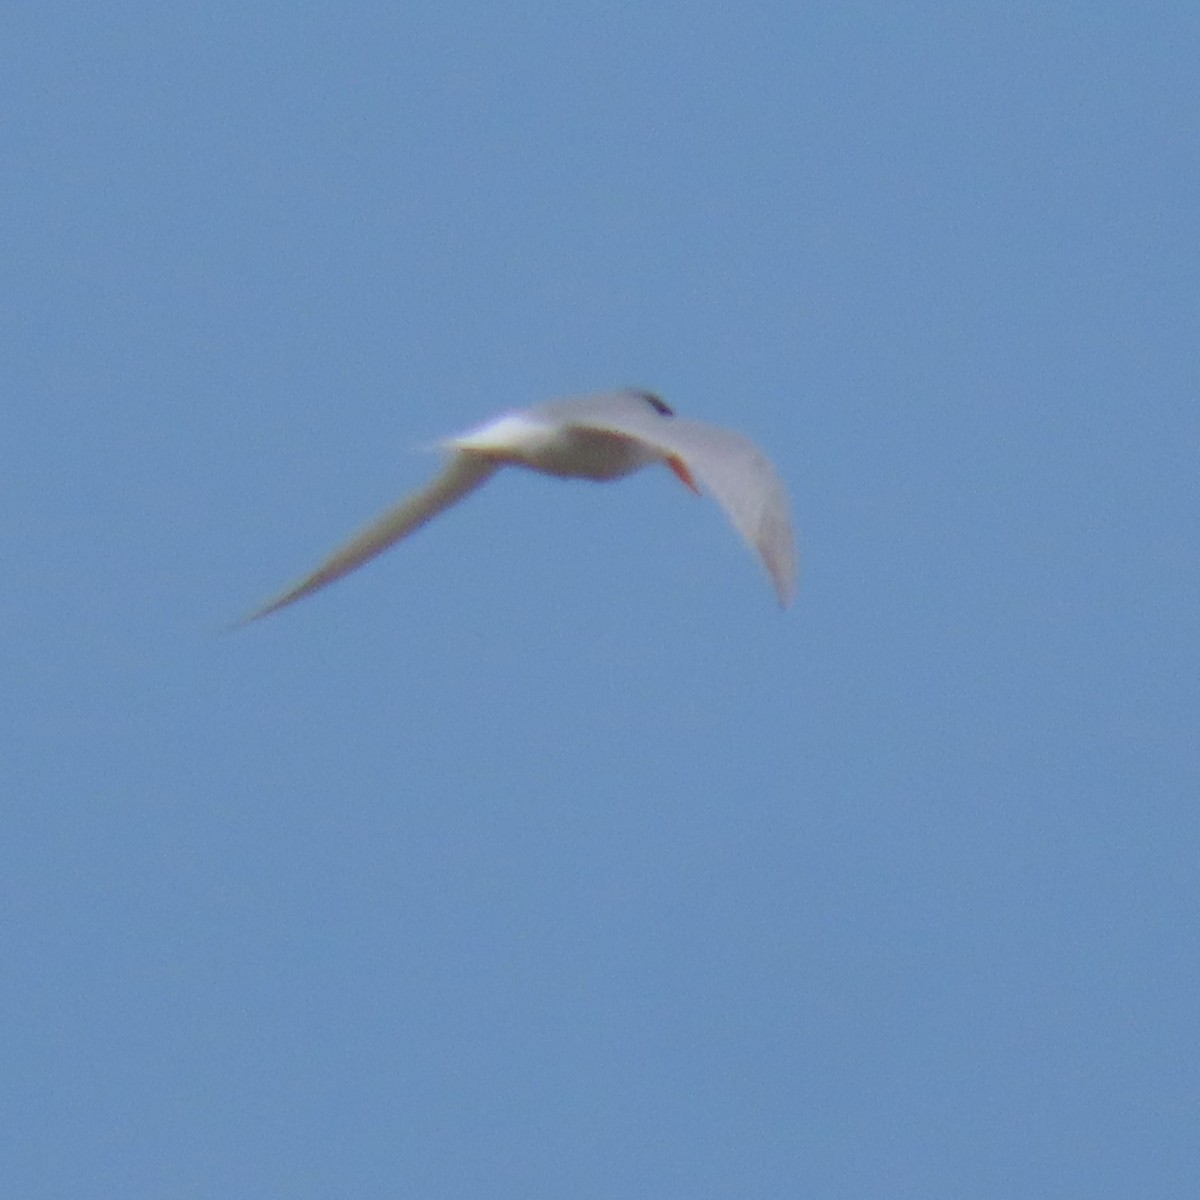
(5, 3), (1198, 1196)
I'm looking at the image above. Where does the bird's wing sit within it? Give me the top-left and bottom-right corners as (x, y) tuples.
(563, 397), (797, 606)
(240, 452), (498, 623)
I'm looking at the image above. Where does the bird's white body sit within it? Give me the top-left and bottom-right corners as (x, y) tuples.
(449, 412), (661, 480)
(243, 390), (795, 622)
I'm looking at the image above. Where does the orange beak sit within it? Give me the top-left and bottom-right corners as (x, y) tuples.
(667, 455), (700, 494)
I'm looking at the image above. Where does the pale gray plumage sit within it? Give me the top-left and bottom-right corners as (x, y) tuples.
(241, 389), (796, 623)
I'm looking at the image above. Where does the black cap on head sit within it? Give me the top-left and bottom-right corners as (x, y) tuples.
(630, 389), (674, 417)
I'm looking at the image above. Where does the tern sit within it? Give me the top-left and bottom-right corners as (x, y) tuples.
(243, 389), (795, 622)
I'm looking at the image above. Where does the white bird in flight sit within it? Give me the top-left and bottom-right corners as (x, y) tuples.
(242, 389), (796, 622)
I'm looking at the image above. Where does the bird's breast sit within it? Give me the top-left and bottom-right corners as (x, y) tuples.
(521, 426), (657, 480)
(451, 416), (658, 481)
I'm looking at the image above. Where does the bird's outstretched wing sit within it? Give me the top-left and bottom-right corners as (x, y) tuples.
(555, 393), (797, 606)
(240, 452), (498, 623)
